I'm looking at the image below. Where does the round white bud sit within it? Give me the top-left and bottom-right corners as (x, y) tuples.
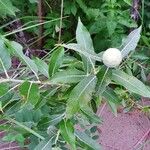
(102, 48), (122, 68)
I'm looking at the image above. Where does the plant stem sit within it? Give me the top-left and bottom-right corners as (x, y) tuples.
(0, 78), (65, 86)
(0, 58), (9, 79)
(58, 0), (64, 43)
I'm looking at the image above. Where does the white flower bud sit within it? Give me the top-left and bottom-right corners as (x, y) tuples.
(102, 48), (122, 68)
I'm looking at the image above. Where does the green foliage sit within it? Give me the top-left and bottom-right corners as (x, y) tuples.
(51, 69), (86, 84)
(0, 1), (149, 150)
(111, 70), (150, 97)
(34, 58), (49, 78)
(9, 41), (38, 77)
(75, 130), (102, 150)
(19, 81), (40, 106)
(66, 75), (97, 118)
(34, 138), (52, 150)
(59, 119), (76, 150)
(0, 83), (8, 96)
(0, 38), (11, 72)
(121, 26), (142, 57)
(76, 18), (95, 73)
(0, 0), (18, 17)
(49, 47), (64, 78)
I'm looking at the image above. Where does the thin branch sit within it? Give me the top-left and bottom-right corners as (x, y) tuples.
(0, 78), (66, 86)
(4, 17), (68, 37)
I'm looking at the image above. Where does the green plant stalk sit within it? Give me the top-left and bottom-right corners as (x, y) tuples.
(141, 0), (145, 26)
(58, 0), (64, 43)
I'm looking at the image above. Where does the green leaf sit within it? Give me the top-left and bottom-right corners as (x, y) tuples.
(6, 117), (44, 140)
(64, 1), (77, 16)
(96, 66), (111, 95)
(107, 100), (118, 117)
(123, 0), (132, 6)
(48, 113), (65, 126)
(76, 18), (95, 73)
(121, 26), (142, 57)
(106, 18), (117, 36)
(29, 0), (38, 3)
(81, 107), (102, 124)
(3, 133), (25, 144)
(76, 18), (95, 53)
(66, 75), (97, 118)
(49, 47), (64, 77)
(102, 87), (121, 104)
(0, 38), (11, 72)
(51, 69), (86, 84)
(0, 83), (9, 96)
(35, 138), (52, 150)
(34, 58), (49, 78)
(0, 0), (19, 17)
(19, 81), (40, 106)
(10, 41), (38, 78)
(59, 119), (76, 150)
(0, 101), (2, 112)
(75, 130), (102, 150)
(62, 43), (102, 62)
(76, 0), (99, 19)
(111, 70), (150, 98)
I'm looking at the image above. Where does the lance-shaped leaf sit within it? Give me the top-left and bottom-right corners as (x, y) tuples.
(59, 119), (76, 150)
(34, 58), (49, 78)
(62, 43), (102, 62)
(75, 130), (102, 150)
(51, 69), (87, 84)
(111, 70), (150, 98)
(102, 87), (121, 104)
(49, 47), (64, 77)
(96, 66), (111, 95)
(35, 138), (52, 150)
(76, 18), (95, 73)
(10, 41), (38, 78)
(81, 107), (102, 124)
(66, 75), (97, 118)
(121, 26), (142, 57)
(0, 38), (11, 72)
(107, 100), (118, 117)
(19, 81), (40, 106)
